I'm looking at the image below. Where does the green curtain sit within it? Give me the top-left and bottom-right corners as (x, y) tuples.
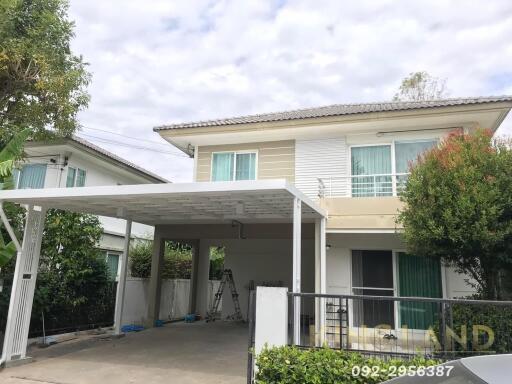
(76, 169), (86, 187)
(18, 164), (47, 189)
(106, 253), (119, 280)
(212, 153), (234, 181)
(398, 252), (442, 330)
(395, 140), (437, 173)
(66, 167), (76, 187)
(351, 145), (392, 196)
(235, 153), (256, 180)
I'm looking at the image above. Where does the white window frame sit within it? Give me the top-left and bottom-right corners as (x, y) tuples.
(348, 248), (399, 330)
(348, 139), (439, 196)
(104, 250), (121, 281)
(66, 166), (87, 187)
(210, 150), (258, 181)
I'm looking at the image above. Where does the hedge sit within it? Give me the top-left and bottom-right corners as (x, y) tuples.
(255, 346), (439, 384)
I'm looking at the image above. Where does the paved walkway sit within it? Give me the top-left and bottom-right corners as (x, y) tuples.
(0, 321), (249, 384)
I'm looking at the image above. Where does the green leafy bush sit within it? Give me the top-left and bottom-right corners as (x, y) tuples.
(436, 301), (512, 356)
(256, 346), (439, 384)
(130, 241), (225, 280)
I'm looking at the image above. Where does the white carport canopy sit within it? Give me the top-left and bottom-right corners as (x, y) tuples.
(0, 179), (325, 224)
(0, 179), (326, 365)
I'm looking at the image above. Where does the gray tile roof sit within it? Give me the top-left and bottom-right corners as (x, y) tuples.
(154, 96), (512, 131)
(70, 135), (169, 183)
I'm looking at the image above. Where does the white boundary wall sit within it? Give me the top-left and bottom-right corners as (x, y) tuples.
(254, 287), (288, 354)
(122, 277), (221, 325)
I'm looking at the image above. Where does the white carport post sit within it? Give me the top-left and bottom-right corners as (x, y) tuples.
(1, 204), (46, 365)
(113, 219), (132, 335)
(292, 197), (301, 345)
(314, 217), (327, 346)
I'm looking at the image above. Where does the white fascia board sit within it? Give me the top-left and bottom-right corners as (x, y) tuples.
(0, 179), (326, 218)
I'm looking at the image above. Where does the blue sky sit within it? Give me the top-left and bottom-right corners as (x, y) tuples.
(69, 0), (512, 182)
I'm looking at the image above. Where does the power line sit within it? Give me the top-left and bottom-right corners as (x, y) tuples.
(77, 133), (189, 157)
(80, 125), (173, 148)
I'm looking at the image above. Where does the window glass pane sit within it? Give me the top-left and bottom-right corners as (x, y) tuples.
(66, 167), (76, 187)
(106, 253), (119, 280)
(212, 153), (234, 181)
(18, 164), (47, 189)
(395, 140), (437, 173)
(235, 153), (256, 180)
(76, 169), (86, 187)
(351, 146), (392, 197)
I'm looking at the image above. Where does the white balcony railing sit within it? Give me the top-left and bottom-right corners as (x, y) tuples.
(318, 173), (410, 198)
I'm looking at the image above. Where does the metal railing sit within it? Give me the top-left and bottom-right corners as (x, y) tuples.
(287, 292), (512, 359)
(318, 173), (410, 198)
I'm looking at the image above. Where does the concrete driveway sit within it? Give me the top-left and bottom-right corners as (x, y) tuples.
(0, 321), (249, 384)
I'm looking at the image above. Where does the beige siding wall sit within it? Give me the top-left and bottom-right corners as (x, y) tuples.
(195, 140), (295, 182)
(321, 197), (404, 230)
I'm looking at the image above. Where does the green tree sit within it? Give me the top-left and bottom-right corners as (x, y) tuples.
(393, 71), (448, 101)
(0, 0), (90, 141)
(0, 128), (30, 270)
(35, 209), (108, 310)
(398, 129), (512, 299)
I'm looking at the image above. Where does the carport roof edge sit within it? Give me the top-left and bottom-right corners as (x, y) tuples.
(0, 179), (326, 225)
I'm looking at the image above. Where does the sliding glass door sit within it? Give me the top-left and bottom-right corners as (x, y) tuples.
(352, 250), (395, 328)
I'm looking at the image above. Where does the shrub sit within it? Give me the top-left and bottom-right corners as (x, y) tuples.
(130, 241), (225, 280)
(436, 301), (512, 356)
(255, 346), (439, 384)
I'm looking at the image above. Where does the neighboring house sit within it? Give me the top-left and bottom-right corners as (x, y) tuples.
(14, 135), (168, 279)
(154, 96), (512, 327)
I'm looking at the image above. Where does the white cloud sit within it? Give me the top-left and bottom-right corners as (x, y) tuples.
(68, 0), (512, 182)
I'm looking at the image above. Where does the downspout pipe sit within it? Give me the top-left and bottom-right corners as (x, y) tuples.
(0, 201), (23, 368)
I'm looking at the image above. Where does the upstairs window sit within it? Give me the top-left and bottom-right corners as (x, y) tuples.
(351, 145), (392, 197)
(15, 164), (47, 189)
(66, 167), (86, 187)
(349, 140), (438, 197)
(211, 151), (256, 181)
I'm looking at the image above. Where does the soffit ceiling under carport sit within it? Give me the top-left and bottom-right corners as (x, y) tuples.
(0, 179), (325, 225)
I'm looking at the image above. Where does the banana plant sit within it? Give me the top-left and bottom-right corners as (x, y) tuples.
(0, 129), (31, 270)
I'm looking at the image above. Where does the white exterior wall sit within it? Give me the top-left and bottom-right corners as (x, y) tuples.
(326, 233), (476, 299)
(295, 137), (348, 199)
(121, 277), (221, 325)
(222, 238), (315, 320)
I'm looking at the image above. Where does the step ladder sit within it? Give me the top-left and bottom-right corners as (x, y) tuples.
(206, 269), (244, 322)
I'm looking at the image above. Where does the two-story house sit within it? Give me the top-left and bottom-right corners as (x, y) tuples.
(15, 135), (167, 279)
(153, 96), (512, 327)
(2, 96), (512, 364)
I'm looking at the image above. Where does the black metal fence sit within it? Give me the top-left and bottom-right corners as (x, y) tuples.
(288, 292), (512, 359)
(0, 277), (117, 345)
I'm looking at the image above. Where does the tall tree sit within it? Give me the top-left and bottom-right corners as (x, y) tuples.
(393, 71), (448, 101)
(0, 0), (90, 141)
(0, 129), (30, 269)
(398, 129), (512, 300)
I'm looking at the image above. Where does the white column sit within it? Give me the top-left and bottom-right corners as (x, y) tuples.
(292, 197), (301, 345)
(314, 217), (327, 346)
(113, 219), (132, 335)
(146, 228), (164, 328)
(2, 205), (46, 363)
(194, 240), (211, 318)
(319, 218), (326, 344)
